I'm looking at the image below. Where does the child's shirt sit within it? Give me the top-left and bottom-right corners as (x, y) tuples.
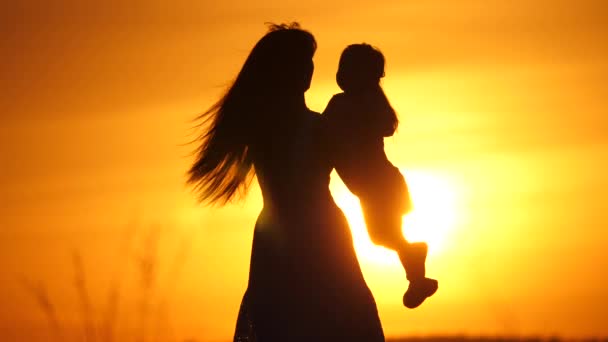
(323, 91), (412, 249)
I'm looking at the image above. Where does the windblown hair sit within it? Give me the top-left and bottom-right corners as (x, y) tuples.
(337, 43), (399, 135)
(187, 23), (317, 205)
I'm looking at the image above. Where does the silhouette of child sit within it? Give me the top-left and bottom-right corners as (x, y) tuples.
(324, 43), (438, 309)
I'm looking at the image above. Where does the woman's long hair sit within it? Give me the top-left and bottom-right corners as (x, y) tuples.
(187, 23), (317, 205)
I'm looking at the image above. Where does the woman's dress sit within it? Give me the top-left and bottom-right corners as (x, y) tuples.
(233, 109), (386, 342)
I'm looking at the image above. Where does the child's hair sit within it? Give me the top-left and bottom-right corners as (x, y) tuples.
(336, 43), (399, 135)
(337, 43), (385, 92)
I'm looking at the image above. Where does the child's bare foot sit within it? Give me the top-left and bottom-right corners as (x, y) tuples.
(403, 277), (438, 309)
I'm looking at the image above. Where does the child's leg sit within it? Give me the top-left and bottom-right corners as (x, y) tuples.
(370, 213), (424, 281)
(360, 198), (437, 308)
(398, 241), (427, 281)
(362, 207), (426, 281)
(361, 201), (405, 249)
(399, 221), (438, 309)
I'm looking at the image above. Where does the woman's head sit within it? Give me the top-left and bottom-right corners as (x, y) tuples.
(188, 23), (317, 205)
(238, 23), (316, 97)
(336, 43), (385, 93)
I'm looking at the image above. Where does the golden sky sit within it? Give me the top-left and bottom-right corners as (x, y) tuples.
(1, 1), (607, 341)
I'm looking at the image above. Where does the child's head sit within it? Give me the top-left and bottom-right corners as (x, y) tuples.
(336, 43), (385, 93)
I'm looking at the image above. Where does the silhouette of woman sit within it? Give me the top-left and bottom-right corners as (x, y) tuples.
(188, 23), (385, 341)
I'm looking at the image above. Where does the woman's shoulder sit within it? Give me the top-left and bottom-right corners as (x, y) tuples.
(329, 92), (347, 103)
(324, 93), (349, 113)
(322, 93), (355, 123)
(323, 92), (386, 137)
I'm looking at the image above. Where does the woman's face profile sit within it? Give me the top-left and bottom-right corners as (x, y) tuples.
(280, 54), (314, 94)
(302, 57), (314, 92)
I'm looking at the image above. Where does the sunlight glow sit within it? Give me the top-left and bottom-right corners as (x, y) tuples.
(332, 169), (461, 265)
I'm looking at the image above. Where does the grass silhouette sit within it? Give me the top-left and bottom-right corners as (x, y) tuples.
(19, 224), (607, 342)
(21, 223), (193, 342)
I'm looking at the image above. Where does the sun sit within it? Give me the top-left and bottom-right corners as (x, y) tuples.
(331, 169), (461, 265)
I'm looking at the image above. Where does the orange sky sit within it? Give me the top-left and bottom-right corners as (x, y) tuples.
(1, 1), (607, 341)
